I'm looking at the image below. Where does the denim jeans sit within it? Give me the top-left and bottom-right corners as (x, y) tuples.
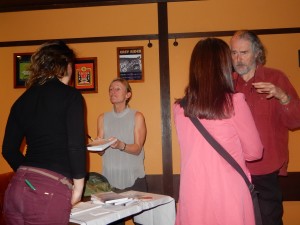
(4, 167), (72, 225)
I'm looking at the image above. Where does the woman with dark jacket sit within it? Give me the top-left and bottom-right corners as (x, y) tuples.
(2, 40), (87, 225)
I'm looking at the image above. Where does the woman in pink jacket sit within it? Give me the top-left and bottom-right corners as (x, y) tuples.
(174, 38), (263, 225)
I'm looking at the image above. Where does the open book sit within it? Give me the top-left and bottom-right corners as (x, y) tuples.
(87, 138), (117, 151)
(91, 191), (131, 204)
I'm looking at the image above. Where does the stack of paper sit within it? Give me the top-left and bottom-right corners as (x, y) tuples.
(87, 138), (117, 151)
(91, 191), (132, 205)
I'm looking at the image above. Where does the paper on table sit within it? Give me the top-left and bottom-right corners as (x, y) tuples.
(71, 201), (103, 215)
(87, 138), (117, 151)
(91, 191), (129, 204)
(113, 198), (134, 206)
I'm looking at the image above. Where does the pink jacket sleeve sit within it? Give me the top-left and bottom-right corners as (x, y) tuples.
(232, 93), (263, 161)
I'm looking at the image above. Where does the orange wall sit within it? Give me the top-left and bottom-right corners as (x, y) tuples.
(0, 1), (300, 224)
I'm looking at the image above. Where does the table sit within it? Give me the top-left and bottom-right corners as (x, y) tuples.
(69, 191), (176, 225)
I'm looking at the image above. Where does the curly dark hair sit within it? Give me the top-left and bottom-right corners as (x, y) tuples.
(26, 40), (76, 88)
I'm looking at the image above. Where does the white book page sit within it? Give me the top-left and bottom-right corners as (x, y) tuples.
(87, 138), (117, 151)
(71, 201), (103, 215)
(91, 191), (129, 204)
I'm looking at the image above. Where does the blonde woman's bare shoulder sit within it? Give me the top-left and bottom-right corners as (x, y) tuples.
(97, 113), (105, 119)
(135, 111), (145, 120)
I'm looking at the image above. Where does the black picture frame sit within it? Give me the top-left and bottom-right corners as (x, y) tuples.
(117, 46), (144, 82)
(14, 53), (32, 88)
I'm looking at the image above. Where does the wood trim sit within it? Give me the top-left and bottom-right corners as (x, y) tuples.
(169, 27), (300, 39)
(147, 173), (300, 202)
(278, 172), (300, 201)
(0, 0), (200, 13)
(0, 35), (159, 48)
(157, 2), (173, 197)
(1, 28), (299, 48)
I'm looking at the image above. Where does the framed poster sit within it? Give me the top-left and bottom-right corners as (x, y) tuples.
(117, 46), (144, 82)
(73, 57), (98, 93)
(14, 53), (32, 88)
(298, 50), (300, 67)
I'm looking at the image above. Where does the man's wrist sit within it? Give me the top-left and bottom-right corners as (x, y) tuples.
(279, 94), (291, 105)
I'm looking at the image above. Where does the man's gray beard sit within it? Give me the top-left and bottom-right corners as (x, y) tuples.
(234, 67), (250, 76)
(233, 63), (256, 76)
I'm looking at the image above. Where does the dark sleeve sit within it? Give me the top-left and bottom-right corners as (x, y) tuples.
(2, 106), (26, 171)
(66, 91), (87, 179)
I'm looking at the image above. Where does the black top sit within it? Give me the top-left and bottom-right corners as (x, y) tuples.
(2, 78), (86, 179)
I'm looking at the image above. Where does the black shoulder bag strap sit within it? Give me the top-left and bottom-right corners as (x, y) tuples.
(186, 114), (262, 225)
(189, 116), (252, 186)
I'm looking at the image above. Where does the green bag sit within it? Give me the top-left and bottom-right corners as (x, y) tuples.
(83, 172), (112, 197)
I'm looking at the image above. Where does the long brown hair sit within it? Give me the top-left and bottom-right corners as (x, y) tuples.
(26, 40), (75, 88)
(178, 38), (234, 120)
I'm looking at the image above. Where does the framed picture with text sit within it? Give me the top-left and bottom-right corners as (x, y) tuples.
(14, 53), (32, 88)
(117, 46), (144, 82)
(73, 57), (98, 93)
(298, 49), (300, 67)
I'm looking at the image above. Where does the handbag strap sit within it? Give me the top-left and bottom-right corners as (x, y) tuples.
(188, 115), (254, 191)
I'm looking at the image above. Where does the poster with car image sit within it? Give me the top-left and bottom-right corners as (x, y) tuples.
(117, 46), (144, 82)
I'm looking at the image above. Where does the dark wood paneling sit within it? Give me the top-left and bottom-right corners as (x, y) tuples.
(157, 2), (173, 197)
(0, 0), (153, 12)
(0, 0), (200, 13)
(1, 28), (300, 48)
(147, 173), (300, 202)
(279, 172), (300, 201)
(169, 27), (300, 39)
(0, 35), (159, 47)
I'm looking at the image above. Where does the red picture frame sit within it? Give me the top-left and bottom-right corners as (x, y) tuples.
(73, 57), (98, 93)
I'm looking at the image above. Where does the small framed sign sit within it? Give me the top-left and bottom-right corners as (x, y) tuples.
(298, 50), (300, 67)
(73, 57), (98, 93)
(14, 53), (32, 88)
(117, 46), (144, 82)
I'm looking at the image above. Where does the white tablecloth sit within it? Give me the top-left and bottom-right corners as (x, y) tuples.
(69, 191), (176, 225)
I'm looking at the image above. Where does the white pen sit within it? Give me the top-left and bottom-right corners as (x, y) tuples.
(125, 199), (139, 206)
